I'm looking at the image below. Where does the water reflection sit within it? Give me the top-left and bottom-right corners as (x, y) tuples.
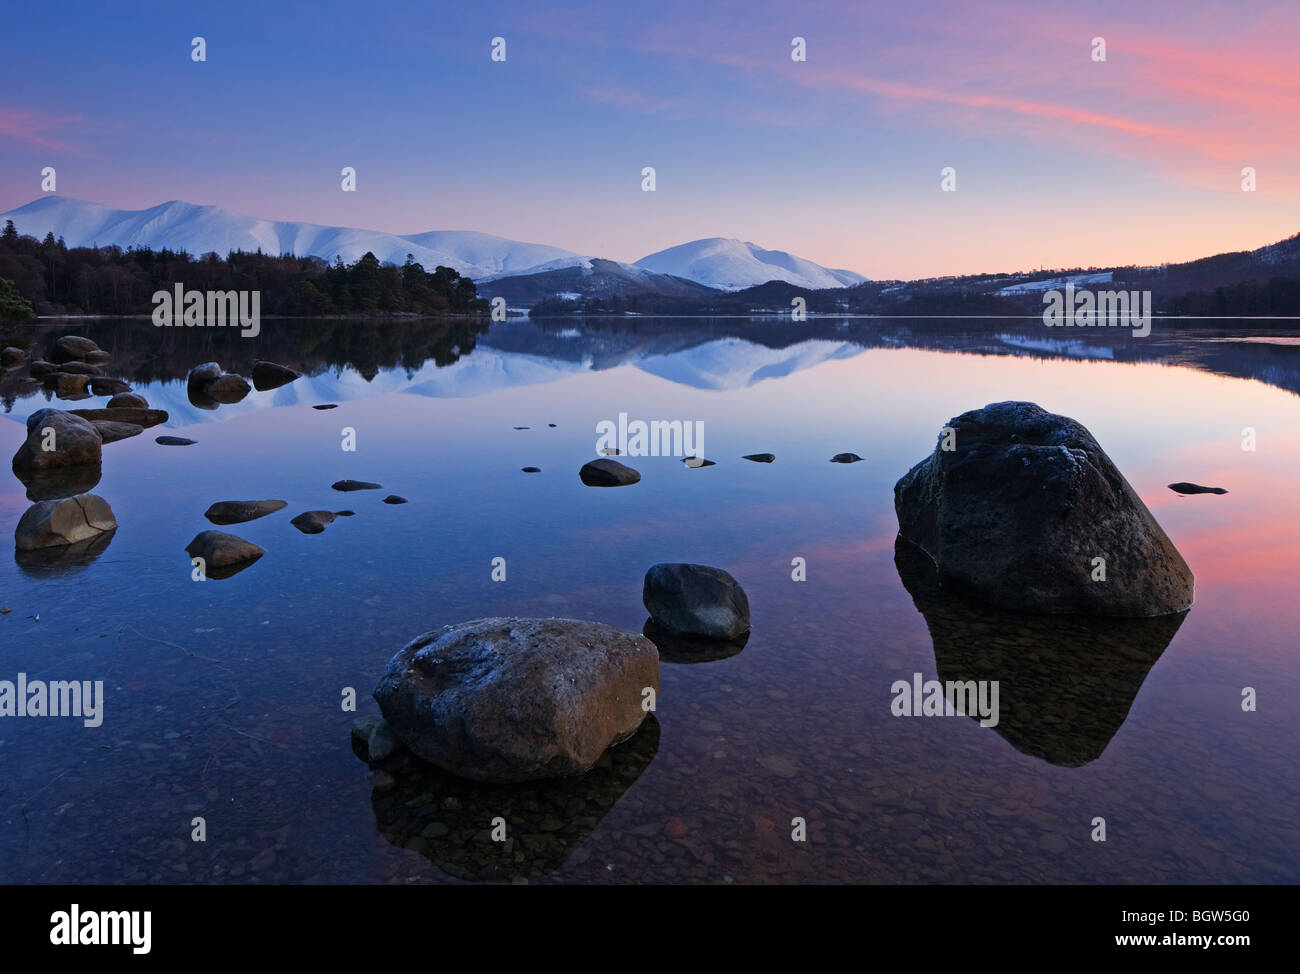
(894, 537), (1186, 766)
(365, 716), (659, 882)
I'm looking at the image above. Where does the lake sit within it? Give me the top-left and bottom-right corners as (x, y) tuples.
(1, 316), (1297, 884)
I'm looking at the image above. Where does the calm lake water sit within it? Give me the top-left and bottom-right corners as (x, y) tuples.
(1, 316), (1297, 884)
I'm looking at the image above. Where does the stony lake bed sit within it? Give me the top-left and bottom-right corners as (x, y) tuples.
(1, 316), (1298, 884)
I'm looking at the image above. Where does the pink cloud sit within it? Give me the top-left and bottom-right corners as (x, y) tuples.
(0, 106), (84, 153)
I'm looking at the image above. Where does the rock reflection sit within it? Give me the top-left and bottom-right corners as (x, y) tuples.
(642, 619), (748, 664)
(15, 528), (116, 575)
(13, 463), (102, 502)
(894, 537), (1186, 766)
(366, 715), (659, 882)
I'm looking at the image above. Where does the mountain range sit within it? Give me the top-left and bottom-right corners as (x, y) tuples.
(0, 196), (867, 293)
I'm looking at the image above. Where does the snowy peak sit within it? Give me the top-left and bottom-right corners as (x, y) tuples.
(634, 237), (868, 291)
(0, 196), (589, 282)
(0, 198), (871, 291)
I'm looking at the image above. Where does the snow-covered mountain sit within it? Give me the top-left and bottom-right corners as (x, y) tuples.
(635, 237), (868, 291)
(0, 196), (589, 282)
(0, 197), (871, 291)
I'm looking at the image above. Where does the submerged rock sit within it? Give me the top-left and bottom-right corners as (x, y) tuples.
(12, 409), (102, 471)
(366, 716), (659, 882)
(374, 617), (660, 783)
(204, 500), (288, 525)
(894, 401), (1194, 617)
(252, 360), (302, 391)
(14, 494), (116, 551)
(642, 563), (751, 641)
(1168, 482), (1228, 495)
(351, 715), (402, 763)
(579, 458), (640, 486)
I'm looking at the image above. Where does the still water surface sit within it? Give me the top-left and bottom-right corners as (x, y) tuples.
(0, 317), (1296, 883)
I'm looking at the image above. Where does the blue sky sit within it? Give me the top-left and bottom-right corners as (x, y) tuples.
(2, 0), (1298, 278)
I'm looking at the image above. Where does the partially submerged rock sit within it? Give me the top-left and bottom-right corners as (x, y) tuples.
(185, 530), (265, 577)
(91, 420), (144, 444)
(351, 715), (402, 763)
(642, 563), (751, 641)
(49, 335), (101, 364)
(12, 409), (102, 471)
(70, 407), (168, 429)
(106, 392), (148, 410)
(204, 500), (288, 525)
(290, 510), (337, 534)
(155, 436), (196, 446)
(831, 452), (863, 463)
(894, 401), (1194, 617)
(742, 453), (775, 463)
(579, 458), (640, 486)
(1, 347), (25, 368)
(252, 360), (302, 391)
(375, 617), (660, 783)
(332, 479), (381, 491)
(1168, 482), (1228, 495)
(14, 494), (116, 551)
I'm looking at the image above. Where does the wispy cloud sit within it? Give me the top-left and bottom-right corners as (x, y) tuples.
(0, 106), (84, 153)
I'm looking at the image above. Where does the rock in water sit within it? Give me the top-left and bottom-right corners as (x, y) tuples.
(184, 531), (265, 571)
(206, 373), (251, 404)
(70, 407), (168, 429)
(374, 617), (660, 783)
(107, 392), (148, 409)
(91, 420), (144, 444)
(1168, 482), (1228, 495)
(579, 458), (640, 486)
(14, 494), (116, 550)
(1, 347), (25, 368)
(350, 715), (401, 763)
(155, 436), (196, 446)
(89, 377), (131, 396)
(742, 453), (775, 463)
(831, 452), (863, 463)
(894, 401), (1194, 617)
(12, 409), (102, 470)
(49, 335), (101, 364)
(204, 500), (288, 525)
(642, 563), (751, 641)
(290, 511), (337, 534)
(332, 479), (381, 491)
(252, 361), (302, 391)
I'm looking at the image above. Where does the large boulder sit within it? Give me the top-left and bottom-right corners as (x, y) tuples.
(187, 362), (250, 405)
(14, 494), (116, 551)
(893, 401), (1194, 617)
(374, 617), (660, 783)
(642, 563), (751, 640)
(91, 420), (143, 444)
(107, 392), (148, 410)
(12, 409), (102, 471)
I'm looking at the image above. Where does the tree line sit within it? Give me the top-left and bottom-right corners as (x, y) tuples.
(0, 220), (488, 319)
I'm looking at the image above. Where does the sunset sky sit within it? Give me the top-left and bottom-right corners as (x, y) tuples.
(2, 0), (1298, 279)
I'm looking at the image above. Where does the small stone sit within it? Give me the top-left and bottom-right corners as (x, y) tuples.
(155, 436), (196, 446)
(742, 453), (775, 463)
(331, 480), (381, 491)
(382, 495), (408, 504)
(831, 453), (863, 463)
